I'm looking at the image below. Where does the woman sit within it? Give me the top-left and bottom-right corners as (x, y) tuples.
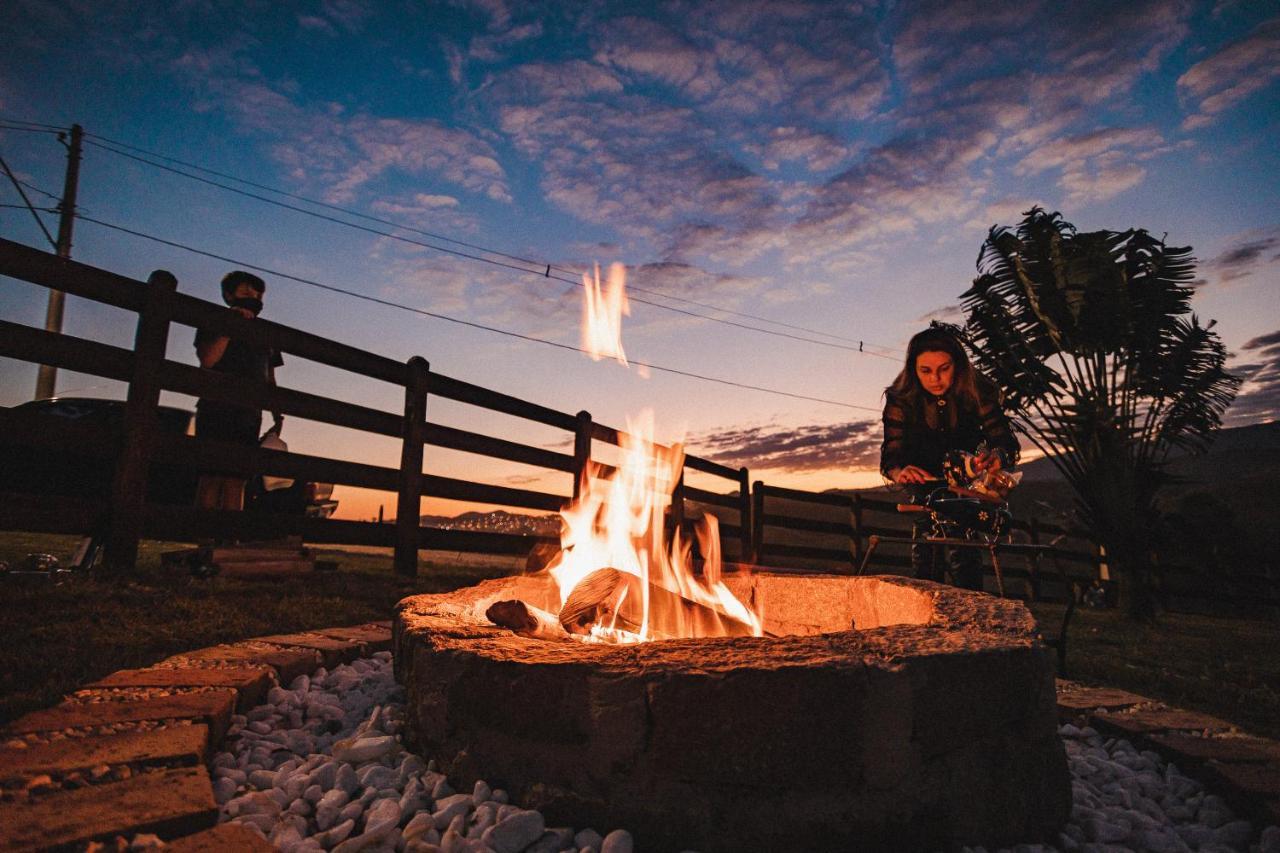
(879, 327), (1019, 590)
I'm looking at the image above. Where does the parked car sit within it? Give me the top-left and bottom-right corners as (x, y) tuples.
(1, 397), (337, 517)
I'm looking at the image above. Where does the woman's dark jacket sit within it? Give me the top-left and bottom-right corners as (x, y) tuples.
(879, 377), (1019, 479)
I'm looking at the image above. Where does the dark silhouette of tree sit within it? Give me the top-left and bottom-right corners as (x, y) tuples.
(949, 208), (1240, 619)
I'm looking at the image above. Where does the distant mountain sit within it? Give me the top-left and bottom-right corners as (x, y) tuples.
(419, 509), (559, 537)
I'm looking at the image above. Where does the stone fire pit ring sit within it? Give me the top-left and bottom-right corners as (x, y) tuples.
(393, 572), (1070, 852)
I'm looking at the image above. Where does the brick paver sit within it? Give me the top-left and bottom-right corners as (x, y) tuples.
(167, 644), (320, 685)
(310, 622), (392, 654)
(251, 633), (367, 668)
(1147, 733), (1280, 767)
(5, 691), (236, 745)
(1089, 707), (1236, 739)
(0, 724), (208, 781)
(164, 821), (276, 851)
(89, 666), (273, 713)
(0, 766), (216, 852)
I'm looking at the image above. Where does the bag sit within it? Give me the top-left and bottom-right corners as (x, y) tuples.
(259, 430), (295, 491)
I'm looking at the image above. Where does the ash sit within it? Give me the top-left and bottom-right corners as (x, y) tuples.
(207, 653), (1278, 853)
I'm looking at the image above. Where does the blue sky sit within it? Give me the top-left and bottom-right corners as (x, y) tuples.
(2, 0), (1278, 519)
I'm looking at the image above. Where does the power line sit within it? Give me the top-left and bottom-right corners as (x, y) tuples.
(0, 154), (57, 249)
(84, 133), (901, 359)
(75, 214), (883, 413)
(0, 115), (67, 131)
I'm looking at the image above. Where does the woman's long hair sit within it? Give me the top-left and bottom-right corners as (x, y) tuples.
(886, 327), (985, 428)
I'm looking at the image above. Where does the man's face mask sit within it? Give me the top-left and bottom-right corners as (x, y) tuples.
(231, 295), (263, 315)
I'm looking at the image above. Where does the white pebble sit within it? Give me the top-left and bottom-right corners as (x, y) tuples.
(485, 810), (546, 853)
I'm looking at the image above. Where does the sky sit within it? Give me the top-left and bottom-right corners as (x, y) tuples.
(1, 0), (1278, 522)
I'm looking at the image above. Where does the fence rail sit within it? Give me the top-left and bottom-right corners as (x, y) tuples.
(2, 236), (1104, 601)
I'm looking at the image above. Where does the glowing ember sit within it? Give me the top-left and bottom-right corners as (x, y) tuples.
(581, 262), (629, 365)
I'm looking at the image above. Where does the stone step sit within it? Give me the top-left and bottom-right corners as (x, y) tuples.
(1147, 732), (1280, 768)
(1089, 707), (1237, 741)
(310, 622), (393, 654)
(1054, 684), (1148, 721)
(164, 821), (276, 851)
(0, 724), (208, 781)
(215, 558), (316, 577)
(166, 645), (320, 685)
(5, 691), (236, 746)
(88, 666), (274, 713)
(249, 633), (366, 668)
(0, 765), (217, 852)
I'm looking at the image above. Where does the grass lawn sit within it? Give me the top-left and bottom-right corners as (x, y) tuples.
(2, 532), (1276, 741)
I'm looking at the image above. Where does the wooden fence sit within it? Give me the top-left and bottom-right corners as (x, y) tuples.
(0, 236), (1100, 598)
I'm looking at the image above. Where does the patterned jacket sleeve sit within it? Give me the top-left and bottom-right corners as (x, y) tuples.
(976, 384), (1020, 466)
(879, 396), (907, 478)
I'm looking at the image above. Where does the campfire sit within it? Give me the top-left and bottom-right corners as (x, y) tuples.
(486, 263), (763, 645)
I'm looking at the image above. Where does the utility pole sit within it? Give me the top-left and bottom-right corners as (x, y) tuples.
(34, 123), (83, 400)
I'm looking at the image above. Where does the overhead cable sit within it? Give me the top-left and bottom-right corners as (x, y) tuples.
(75, 214), (884, 413)
(84, 134), (900, 359)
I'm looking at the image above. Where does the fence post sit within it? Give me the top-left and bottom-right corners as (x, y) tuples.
(849, 494), (863, 574)
(670, 468), (686, 542)
(102, 270), (177, 575)
(572, 410), (592, 502)
(751, 481), (765, 566)
(394, 356), (429, 577)
(737, 467), (751, 566)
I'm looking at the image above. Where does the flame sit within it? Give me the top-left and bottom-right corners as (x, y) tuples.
(546, 410), (762, 643)
(581, 262), (629, 365)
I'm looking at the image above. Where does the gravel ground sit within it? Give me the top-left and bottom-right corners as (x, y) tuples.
(204, 653), (1279, 853)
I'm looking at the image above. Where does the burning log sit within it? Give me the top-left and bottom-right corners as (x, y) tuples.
(558, 567), (757, 640)
(485, 600), (570, 640)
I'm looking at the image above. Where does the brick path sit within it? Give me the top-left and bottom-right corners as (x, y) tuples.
(0, 622), (391, 852)
(3, 627), (1275, 850)
(1057, 679), (1280, 827)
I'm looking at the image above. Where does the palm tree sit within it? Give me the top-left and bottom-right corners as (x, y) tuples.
(950, 208), (1240, 619)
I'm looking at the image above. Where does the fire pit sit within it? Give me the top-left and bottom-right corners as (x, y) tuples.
(393, 571), (1070, 852)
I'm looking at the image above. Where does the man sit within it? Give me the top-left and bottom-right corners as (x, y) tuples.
(193, 271), (283, 511)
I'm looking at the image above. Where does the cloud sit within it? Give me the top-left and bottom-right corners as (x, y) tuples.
(1227, 330), (1280, 423)
(298, 0), (372, 36)
(1178, 17), (1280, 130)
(169, 43), (512, 204)
(690, 418), (882, 473)
(1014, 127), (1163, 204)
(1206, 226), (1280, 283)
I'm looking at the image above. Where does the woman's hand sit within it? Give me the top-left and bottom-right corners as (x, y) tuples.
(972, 450), (1004, 474)
(892, 465), (933, 485)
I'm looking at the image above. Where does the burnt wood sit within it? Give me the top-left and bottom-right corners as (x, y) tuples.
(484, 600), (568, 640)
(558, 567), (757, 640)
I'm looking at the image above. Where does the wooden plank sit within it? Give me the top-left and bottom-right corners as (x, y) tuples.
(0, 725), (208, 781)
(152, 431), (400, 491)
(157, 359), (403, 438)
(168, 290), (406, 385)
(0, 765), (217, 853)
(6, 691), (235, 745)
(760, 512), (851, 536)
(683, 485), (741, 509)
(141, 505), (396, 549)
(88, 667), (273, 713)
(421, 474), (567, 512)
(426, 422), (575, 472)
(0, 237), (146, 311)
(428, 371), (579, 431)
(425, 527), (556, 555)
(684, 453), (738, 480)
(0, 319), (134, 383)
(758, 483), (851, 508)
(758, 541), (851, 562)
